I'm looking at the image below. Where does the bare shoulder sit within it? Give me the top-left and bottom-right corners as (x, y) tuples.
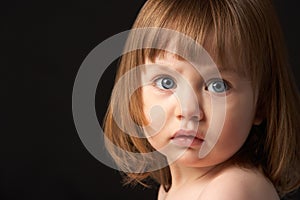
(157, 185), (167, 200)
(200, 167), (280, 200)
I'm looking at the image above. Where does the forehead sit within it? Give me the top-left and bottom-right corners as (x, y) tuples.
(144, 50), (243, 78)
(139, 28), (247, 78)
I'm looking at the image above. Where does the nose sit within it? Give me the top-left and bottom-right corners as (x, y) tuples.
(175, 87), (203, 122)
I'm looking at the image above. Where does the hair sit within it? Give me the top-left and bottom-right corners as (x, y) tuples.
(103, 0), (300, 197)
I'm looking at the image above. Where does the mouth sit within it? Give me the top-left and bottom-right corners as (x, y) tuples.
(171, 129), (204, 148)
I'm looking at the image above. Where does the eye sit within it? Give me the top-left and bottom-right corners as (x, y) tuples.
(154, 76), (177, 90)
(206, 79), (229, 93)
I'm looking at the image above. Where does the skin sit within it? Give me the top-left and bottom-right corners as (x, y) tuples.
(157, 167), (280, 200)
(141, 52), (279, 199)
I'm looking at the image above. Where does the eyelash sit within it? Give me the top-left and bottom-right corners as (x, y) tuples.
(153, 75), (177, 90)
(205, 78), (231, 94)
(152, 75), (231, 94)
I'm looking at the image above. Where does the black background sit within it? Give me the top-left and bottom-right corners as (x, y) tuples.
(2, 0), (300, 199)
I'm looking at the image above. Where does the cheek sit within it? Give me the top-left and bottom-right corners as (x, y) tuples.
(142, 95), (168, 133)
(142, 88), (160, 125)
(142, 87), (183, 151)
(143, 104), (166, 132)
(142, 88), (169, 148)
(202, 93), (255, 159)
(220, 116), (252, 146)
(215, 98), (255, 152)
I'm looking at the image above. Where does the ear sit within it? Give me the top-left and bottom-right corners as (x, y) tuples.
(253, 110), (264, 125)
(253, 116), (263, 125)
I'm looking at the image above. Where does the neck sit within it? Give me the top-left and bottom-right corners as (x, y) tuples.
(168, 162), (217, 190)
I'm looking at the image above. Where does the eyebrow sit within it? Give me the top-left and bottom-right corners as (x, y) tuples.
(146, 57), (245, 79)
(218, 67), (239, 74)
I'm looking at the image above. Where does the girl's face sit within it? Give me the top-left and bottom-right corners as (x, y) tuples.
(141, 52), (260, 167)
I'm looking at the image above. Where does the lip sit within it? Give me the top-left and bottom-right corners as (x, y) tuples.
(171, 129), (204, 147)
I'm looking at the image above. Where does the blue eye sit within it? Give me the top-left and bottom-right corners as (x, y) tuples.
(154, 76), (176, 90)
(206, 79), (229, 93)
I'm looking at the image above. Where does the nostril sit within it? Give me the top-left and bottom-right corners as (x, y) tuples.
(191, 115), (201, 122)
(175, 104), (204, 121)
(177, 115), (184, 120)
(176, 112), (203, 121)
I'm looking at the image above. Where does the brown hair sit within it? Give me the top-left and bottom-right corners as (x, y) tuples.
(103, 0), (300, 196)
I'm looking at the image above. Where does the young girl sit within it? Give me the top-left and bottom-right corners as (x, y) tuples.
(103, 0), (300, 199)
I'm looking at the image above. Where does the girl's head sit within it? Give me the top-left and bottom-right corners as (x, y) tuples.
(103, 0), (300, 196)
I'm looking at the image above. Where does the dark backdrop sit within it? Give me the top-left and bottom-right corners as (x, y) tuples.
(2, 0), (299, 199)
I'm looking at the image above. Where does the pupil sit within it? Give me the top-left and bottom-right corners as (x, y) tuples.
(163, 78), (173, 88)
(213, 82), (224, 91)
